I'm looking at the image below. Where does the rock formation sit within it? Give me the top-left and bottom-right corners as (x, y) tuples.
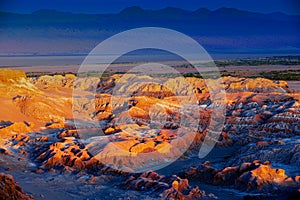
(121, 171), (202, 199)
(0, 173), (34, 200)
(183, 160), (300, 194)
(0, 69), (299, 199)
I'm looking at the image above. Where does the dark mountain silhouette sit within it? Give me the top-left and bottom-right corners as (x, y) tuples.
(0, 6), (299, 55)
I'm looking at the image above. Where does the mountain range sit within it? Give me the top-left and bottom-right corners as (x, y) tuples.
(0, 6), (299, 55)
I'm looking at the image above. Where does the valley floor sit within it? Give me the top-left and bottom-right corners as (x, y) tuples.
(0, 67), (299, 200)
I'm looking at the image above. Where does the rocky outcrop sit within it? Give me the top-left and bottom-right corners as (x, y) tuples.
(183, 160), (300, 193)
(32, 74), (76, 89)
(0, 69), (73, 124)
(227, 138), (300, 167)
(0, 173), (34, 200)
(0, 70), (38, 97)
(121, 171), (203, 200)
(0, 121), (33, 146)
(92, 74), (292, 96)
(222, 77), (291, 93)
(34, 138), (98, 172)
(0, 68), (26, 82)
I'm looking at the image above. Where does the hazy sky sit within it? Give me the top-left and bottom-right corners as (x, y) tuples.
(1, 0), (300, 14)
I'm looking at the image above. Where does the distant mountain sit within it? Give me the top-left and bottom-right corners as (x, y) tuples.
(0, 6), (299, 55)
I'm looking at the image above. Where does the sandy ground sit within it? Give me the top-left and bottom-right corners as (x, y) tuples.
(287, 81), (300, 91)
(8, 63), (300, 74)
(0, 97), (45, 130)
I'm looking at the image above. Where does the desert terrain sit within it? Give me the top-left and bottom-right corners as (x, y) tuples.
(0, 66), (299, 200)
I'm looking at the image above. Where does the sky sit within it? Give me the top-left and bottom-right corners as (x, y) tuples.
(1, 0), (300, 15)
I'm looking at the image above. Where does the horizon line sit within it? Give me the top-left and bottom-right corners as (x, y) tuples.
(1, 6), (299, 16)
